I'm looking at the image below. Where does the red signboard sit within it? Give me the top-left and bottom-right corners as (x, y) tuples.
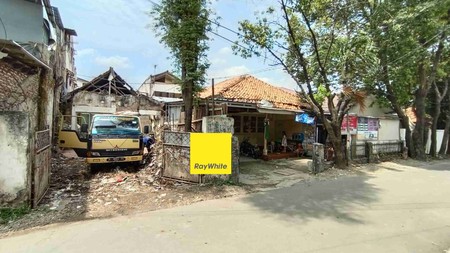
(341, 115), (357, 134)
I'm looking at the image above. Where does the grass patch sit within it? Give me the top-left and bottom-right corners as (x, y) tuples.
(0, 205), (30, 224)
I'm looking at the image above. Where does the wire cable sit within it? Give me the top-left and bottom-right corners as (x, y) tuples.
(0, 15), (8, 52)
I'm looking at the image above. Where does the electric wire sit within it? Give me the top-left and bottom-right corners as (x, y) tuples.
(0, 14), (8, 52)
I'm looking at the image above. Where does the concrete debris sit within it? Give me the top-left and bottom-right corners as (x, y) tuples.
(0, 124), (253, 236)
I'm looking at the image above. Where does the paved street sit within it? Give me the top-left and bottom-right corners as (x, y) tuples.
(1, 160), (450, 253)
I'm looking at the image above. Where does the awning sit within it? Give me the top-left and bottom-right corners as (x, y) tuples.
(0, 40), (51, 70)
(257, 107), (303, 115)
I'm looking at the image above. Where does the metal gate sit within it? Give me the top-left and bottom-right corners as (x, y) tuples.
(162, 131), (200, 183)
(33, 129), (51, 207)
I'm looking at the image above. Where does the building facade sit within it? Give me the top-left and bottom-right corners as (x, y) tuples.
(0, 0), (76, 207)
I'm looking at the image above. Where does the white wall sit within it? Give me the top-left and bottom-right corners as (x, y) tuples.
(348, 95), (392, 117)
(400, 128), (445, 154)
(426, 129), (445, 154)
(0, 112), (30, 205)
(378, 119), (400, 140)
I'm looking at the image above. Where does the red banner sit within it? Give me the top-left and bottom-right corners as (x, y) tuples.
(341, 115), (357, 134)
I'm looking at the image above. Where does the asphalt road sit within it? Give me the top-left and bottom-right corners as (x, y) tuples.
(1, 159), (450, 253)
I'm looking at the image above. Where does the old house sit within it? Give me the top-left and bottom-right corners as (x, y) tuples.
(318, 95), (402, 158)
(138, 71), (182, 103)
(165, 75), (312, 158)
(76, 76), (89, 89)
(0, 0), (76, 207)
(62, 67), (163, 132)
(341, 95), (401, 142)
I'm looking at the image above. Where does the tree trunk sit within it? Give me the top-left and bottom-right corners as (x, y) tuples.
(430, 87), (442, 157)
(439, 87), (450, 155)
(439, 115), (450, 155)
(412, 64), (429, 160)
(378, 45), (415, 157)
(412, 89), (427, 160)
(414, 29), (446, 158)
(180, 66), (193, 133)
(183, 80), (193, 132)
(322, 117), (346, 169)
(384, 73), (415, 157)
(400, 115), (416, 158)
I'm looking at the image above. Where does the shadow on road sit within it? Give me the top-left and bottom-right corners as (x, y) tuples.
(241, 173), (379, 224)
(372, 159), (450, 172)
(399, 158), (450, 171)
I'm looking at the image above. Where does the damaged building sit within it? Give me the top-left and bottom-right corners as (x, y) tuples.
(0, 0), (77, 207)
(61, 67), (163, 133)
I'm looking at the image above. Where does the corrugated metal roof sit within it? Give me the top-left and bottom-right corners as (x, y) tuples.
(152, 97), (183, 103)
(153, 83), (181, 93)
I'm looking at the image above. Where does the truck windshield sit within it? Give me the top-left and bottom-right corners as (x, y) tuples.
(91, 116), (141, 136)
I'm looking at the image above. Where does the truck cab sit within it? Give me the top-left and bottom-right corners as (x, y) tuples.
(58, 114), (150, 168)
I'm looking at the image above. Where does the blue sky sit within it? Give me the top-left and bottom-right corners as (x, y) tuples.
(52, 0), (297, 90)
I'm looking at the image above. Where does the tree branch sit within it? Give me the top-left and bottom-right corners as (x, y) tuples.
(279, 0), (323, 114)
(429, 30), (447, 87)
(299, 4), (329, 88)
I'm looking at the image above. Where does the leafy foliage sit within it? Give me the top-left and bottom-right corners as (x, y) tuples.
(150, 0), (213, 131)
(150, 0), (212, 94)
(233, 0), (378, 168)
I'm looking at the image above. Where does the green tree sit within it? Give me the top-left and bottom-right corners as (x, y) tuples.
(439, 80), (450, 155)
(234, 0), (370, 168)
(363, 0), (449, 159)
(150, 0), (211, 132)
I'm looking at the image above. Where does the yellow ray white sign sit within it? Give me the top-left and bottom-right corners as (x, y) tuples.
(190, 133), (232, 174)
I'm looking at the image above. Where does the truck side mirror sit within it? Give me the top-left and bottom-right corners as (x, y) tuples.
(143, 125), (150, 134)
(80, 124), (88, 133)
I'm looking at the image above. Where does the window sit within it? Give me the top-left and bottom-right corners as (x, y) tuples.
(257, 117), (264, 133)
(232, 116), (241, 133)
(91, 115), (140, 136)
(243, 116), (256, 133)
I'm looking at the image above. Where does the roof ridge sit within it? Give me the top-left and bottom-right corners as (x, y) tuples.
(248, 75), (296, 95)
(216, 75), (247, 95)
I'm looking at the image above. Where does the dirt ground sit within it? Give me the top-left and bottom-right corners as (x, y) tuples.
(0, 151), (410, 238)
(239, 156), (363, 188)
(0, 154), (254, 238)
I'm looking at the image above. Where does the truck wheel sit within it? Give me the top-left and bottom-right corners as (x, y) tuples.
(130, 161), (141, 168)
(89, 163), (100, 174)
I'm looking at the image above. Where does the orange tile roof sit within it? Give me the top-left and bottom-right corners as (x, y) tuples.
(404, 107), (432, 124)
(200, 75), (302, 110)
(404, 107), (417, 123)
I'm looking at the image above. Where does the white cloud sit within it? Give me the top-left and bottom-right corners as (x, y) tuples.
(76, 48), (95, 57)
(256, 69), (299, 90)
(210, 47), (233, 66)
(218, 46), (232, 55)
(210, 57), (227, 65)
(259, 77), (272, 83)
(208, 65), (251, 79)
(95, 56), (132, 69)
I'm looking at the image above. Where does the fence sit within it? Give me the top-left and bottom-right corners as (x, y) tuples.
(372, 141), (403, 155)
(350, 140), (403, 163)
(33, 129), (51, 207)
(161, 130), (240, 183)
(162, 131), (199, 183)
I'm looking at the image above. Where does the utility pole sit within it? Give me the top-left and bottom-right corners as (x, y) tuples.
(346, 112), (352, 165)
(211, 78), (215, 116)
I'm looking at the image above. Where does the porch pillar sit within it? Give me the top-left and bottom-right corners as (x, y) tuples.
(263, 114), (268, 156)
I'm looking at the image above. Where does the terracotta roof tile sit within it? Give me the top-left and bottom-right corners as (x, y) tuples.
(404, 107), (417, 123)
(200, 75), (302, 110)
